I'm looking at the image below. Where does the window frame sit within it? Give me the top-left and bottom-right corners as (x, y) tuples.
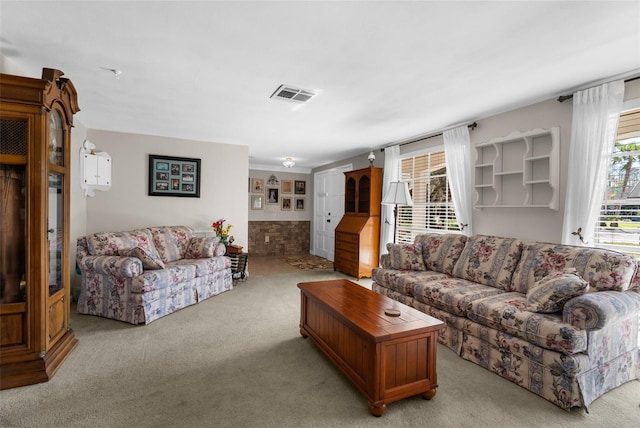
(594, 104), (640, 257)
(395, 146), (461, 243)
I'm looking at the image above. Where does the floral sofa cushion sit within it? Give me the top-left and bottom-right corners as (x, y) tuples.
(129, 264), (197, 294)
(118, 246), (165, 270)
(510, 242), (638, 294)
(372, 269), (451, 297)
(466, 292), (588, 355)
(525, 272), (589, 313)
(85, 228), (157, 257)
(451, 235), (524, 290)
(149, 226), (194, 262)
(184, 236), (220, 259)
(79, 254), (143, 278)
(412, 277), (506, 317)
(387, 243), (426, 270)
(414, 233), (467, 275)
(169, 257), (231, 278)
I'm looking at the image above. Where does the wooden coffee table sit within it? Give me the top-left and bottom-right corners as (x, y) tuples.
(298, 279), (444, 416)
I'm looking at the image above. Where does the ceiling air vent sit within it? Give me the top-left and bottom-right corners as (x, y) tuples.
(270, 84), (317, 103)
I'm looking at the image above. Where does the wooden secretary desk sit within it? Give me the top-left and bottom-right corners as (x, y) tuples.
(334, 167), (382, 279)
(0, 68), (80, 389)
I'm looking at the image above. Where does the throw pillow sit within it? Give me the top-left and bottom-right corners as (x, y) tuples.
(525, 272), (589, 313)
(214, 243), (226, 257)
(184, 236), (219, 258)
(119, 246), (165, 270)
(387, 243), (426, 271)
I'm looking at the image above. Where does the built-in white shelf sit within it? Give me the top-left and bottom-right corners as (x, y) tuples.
(474, 127), (559, 210)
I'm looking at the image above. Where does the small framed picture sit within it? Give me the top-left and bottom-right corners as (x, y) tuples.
(251, 195), (263, 210)
(251, 178), (264, 193)
(281, 197), (292, 210)
(295, 197), (305, 211)
(294, 180), (306, 195)
(266, 187), (279, 204)
(281, 180), (293, 194)
(149, 154), (201, 197)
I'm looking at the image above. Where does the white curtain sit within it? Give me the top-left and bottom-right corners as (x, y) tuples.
(380, 145), (400, 255)
(562, 80), (625, 245)
(444, 126), (473, 236)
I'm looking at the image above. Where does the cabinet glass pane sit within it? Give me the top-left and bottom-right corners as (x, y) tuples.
(48, 173), (64, 296)
(345, 177), (356, 213)
(0, 164), (26, 303)
(48, 110), (64, 165)
(358, 175), (370, 213)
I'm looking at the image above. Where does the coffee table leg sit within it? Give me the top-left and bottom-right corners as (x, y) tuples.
(421, 389), (437, 400)
(368, 401), (386, 417)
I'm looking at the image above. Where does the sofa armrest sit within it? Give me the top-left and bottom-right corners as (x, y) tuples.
(562, 290), (640, 330)
(379, 254), (392, 269)
(79, 255), (143, 278)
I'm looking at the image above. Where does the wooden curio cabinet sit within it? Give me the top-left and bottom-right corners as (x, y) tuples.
(334, 167), (382, 279)
(0, 68), (79, 389)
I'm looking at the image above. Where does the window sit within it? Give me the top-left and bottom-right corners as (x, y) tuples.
(594, 108), (640, 257)
(396, 150), (460, 243)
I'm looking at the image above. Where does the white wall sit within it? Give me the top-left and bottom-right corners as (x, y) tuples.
(0, 54), (25, 75)
(314, 79), (640, 245)
(70, 121), (88, 296)
(470, 98), (573, 243)
(85, 130), (249, 247)
(248, 169), (311, 221)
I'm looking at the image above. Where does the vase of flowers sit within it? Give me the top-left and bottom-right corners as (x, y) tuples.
(212, 218), (234, 246)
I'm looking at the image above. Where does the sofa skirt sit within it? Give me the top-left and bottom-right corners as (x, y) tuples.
(373, 282), (640, 410)
(78, 269), (233, 325)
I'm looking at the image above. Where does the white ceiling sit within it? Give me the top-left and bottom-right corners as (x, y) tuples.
(1, 1), (639, 172)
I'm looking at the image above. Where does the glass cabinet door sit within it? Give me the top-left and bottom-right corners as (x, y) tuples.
(48, 173), (64, 296)
(0, 165), (26, 303)
(48, 110), (64, 166)
(358, 174), (370, 214)
(0, 117), (27, 304)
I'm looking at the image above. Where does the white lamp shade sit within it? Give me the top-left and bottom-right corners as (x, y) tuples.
(382, 181), (413, 206)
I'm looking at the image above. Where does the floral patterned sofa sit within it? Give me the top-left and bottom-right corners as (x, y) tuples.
(372, 234), (640, 410)
(77, 226), (233, 324)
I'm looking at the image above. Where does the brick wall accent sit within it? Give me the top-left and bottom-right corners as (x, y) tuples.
(249, 221), (310, 256)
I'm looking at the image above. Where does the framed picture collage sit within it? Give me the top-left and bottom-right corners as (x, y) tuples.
(250, 177), (305, 211)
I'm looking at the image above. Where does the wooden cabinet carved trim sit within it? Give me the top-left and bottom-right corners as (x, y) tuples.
(334, 167), (382, 279)
(0, 68), (79, 389)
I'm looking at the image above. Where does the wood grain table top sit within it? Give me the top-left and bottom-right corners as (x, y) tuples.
(298, 279), (444, 342)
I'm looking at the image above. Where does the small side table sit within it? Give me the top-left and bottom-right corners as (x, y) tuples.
(227, 253), (248, 284)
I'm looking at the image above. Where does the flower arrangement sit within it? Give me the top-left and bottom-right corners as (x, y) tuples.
(212, 218), (234, 246)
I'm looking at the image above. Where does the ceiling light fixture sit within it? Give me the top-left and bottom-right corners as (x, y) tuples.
(282, 157), (295, 168)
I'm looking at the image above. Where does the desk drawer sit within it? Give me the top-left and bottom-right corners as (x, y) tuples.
(336, 232), (359, 244)
(336, 240), (358, 253)
(334, 259), (359, 275)
(335, 250), (358, 263)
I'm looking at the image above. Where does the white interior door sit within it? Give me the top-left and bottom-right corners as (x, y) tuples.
(314, 164), (351, 261)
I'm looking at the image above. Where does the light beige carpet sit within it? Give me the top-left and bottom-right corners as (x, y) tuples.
(1, 271), (638, 428)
